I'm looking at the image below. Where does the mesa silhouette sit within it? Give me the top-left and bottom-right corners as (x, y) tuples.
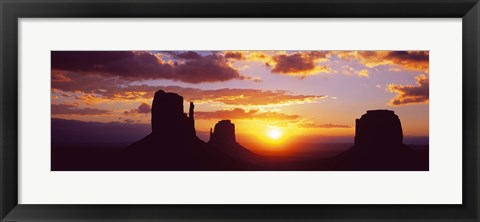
(51, 90), (428, 171)
(331, 110), (428, 170)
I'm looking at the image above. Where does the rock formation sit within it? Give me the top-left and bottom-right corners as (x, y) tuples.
(125, 90), (228, 170)
(334, 110), (426, 170)
(354, 110), (403, 148)
(209, 120), (236, 145)
(151, 90), (195, 138)
(208, 119), (258, 163)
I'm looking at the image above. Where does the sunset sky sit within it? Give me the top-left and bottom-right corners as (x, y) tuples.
(51, 51), (429, 146)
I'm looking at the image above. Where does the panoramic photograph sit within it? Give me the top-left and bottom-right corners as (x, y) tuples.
(51, 50), (429, 171)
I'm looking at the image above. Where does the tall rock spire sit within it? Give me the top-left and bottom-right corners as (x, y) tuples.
(209, 128), (213, 141)
(189, 102), (196, 136)
(189, 102), (194, 119)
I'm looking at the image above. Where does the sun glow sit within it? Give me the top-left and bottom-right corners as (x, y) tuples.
(267, 128), (283, 140)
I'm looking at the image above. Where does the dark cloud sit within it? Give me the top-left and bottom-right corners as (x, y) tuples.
(383, 51), (429, 71)
(172, 54), (245, 83)
(51, 51), (134, 72)
(51, 51), (245, 83)
(270, 51), (329, 76)
(224, 52), (245, 60)
(195, 108), (299, 120)
(388, 75), (429, 106)
(386, 51), (429, 63)
(336, 51), (429, 72)
(200, 51), (331, 76)
(124, 103), (151, 115)
(52, 104), (112, 115)
(175, 51), (202, 60)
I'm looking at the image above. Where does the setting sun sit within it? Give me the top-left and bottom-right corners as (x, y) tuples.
(267, 128), (283, 140)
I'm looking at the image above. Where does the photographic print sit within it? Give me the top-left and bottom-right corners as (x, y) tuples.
(51, 50), (429, 171)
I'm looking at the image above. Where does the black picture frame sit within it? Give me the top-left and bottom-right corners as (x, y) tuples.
(1, 0), (479, 221)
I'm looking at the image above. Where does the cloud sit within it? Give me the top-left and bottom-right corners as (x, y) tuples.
(270, 51), (329, 76)
(341, 66), (369, 77)
(388, 67), (403, 72)
(51, 51), (247, 83)
(123, 119), (139, 123)
(51, 72), (156, 104)
(52, 74), (326, 107)
(223, 51), (271, 63)
(52, 104), (112, 115)
(299, 122), (351, 128)
(174, 51), (202, 60)
(195, 108), (299, 120)
(52, 71), (115, 93)
(137, 87), (324, 107)
(124, 103), (151, 115)
(224, 52), (245, 60)
(387, 74), (429, 106)
(52, 70), (73, 83)
(385, 51), (429, 70)
(335, 51), (429, 72)
(358, 69), (369, 77)
(223, 51), (330, 77)
(52, 50), (429, 86)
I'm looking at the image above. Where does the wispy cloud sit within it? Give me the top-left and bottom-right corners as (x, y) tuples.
(195, 108), (299, 120)
(388, 74), (429, 106)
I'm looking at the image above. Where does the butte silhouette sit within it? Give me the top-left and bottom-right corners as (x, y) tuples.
(125, 90), (256, 170)
(333, 110), (428, 170)
(208, 120), (260, 163)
